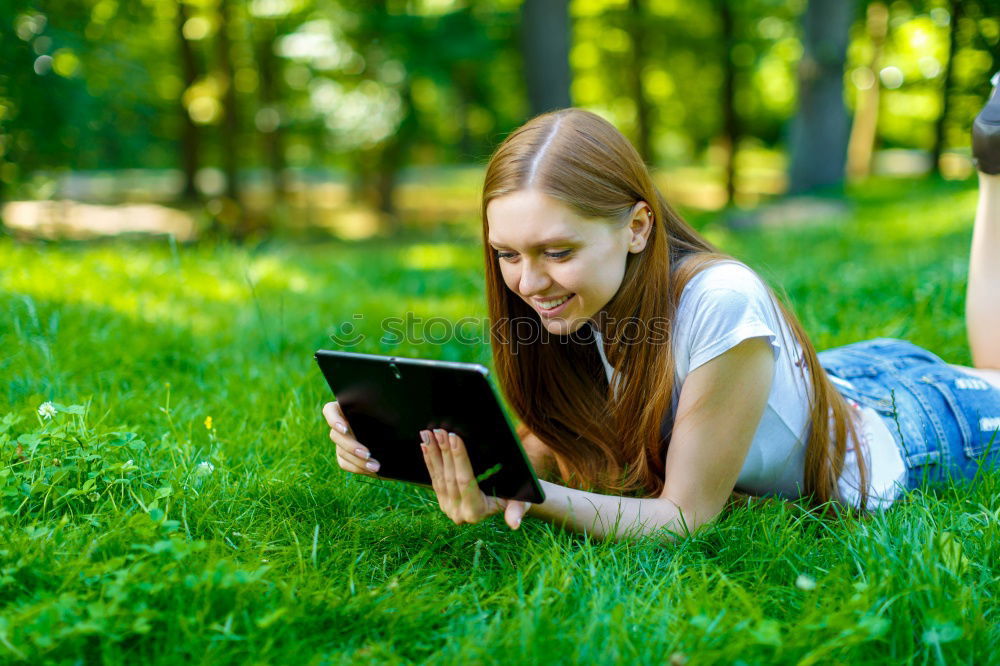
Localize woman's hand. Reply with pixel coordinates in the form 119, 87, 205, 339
420, 428, 530, 530
323, 401, 381, 476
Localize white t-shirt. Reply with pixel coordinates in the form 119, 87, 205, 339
591, 261, 906, 509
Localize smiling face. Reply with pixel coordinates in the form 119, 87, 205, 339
486, 189, 653, 335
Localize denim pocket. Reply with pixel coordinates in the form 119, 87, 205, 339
820, 361, 897, 415
822, 370, 937, 468
913, 367, 1000, 461
818, 340, 948, 472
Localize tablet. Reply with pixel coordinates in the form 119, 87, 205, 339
315, 349, 545, 504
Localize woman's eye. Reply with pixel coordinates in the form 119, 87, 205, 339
494, 249, 571, 261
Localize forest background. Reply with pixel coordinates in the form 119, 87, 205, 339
2, 0, 997, 239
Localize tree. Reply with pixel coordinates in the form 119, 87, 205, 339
717, 0, 738, 204
520, 0, 572, 116
930, 0, 961, 176
253, 17, 287, 203
214, 0, 243, 236
319, 1, 518, 234
626, 0, 653, 163
176, 0, 201, 202
333, 0, 427, 231
845, 1, 888, 182
787, 0, 854, 194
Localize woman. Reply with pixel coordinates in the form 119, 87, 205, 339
324, 82, 1000, 542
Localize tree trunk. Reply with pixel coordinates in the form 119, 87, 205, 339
627, 0, 653, 163
453, 64, 475, 161
215, 0, 242, 235
256, 20, 286, 204
931, 0, 961, 176
376, 151, 400, 221
846, 1, 888, 181
718, 0, 738, 204
787, 0, 854, 195
520, 0, 572, 116
372, 82, 418, 235
0, 178, 6, 235
176, 0, 200, 202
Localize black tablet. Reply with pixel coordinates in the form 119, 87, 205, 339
315, 349, 545, 504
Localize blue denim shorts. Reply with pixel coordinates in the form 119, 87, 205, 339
817, 338, 1000, 490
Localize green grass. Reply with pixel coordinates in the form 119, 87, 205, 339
1, 176, 998, 664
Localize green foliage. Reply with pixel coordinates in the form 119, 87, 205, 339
1, 177, 999, 663
2, 404, 145, 520
572, 0, 804, 158
1, 0, 996, 207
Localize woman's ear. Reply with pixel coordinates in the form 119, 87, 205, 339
627, 202, 654, 253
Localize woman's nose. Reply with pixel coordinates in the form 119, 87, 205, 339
518, 260, 551, 296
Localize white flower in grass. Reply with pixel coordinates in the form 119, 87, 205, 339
121, 459, 137, 472
196, 461, 215, 475
38, 401, 56, 420
795, 574, 817, 591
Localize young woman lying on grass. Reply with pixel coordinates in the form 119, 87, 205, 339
324, 79, 1000, 542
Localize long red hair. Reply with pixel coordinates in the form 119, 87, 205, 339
481, 109, 868, 509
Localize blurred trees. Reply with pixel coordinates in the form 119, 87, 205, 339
787, 0, 854, 194
846, 0, 997, 175
175, 0, 200, 201
571, 0, 806, 194
846, 1, 889, 181
930, 0, 962, 174
336, 1, 521, 230
928, 0, 998, 174
253, 9, 288, 203
0, 0, 998, 236
716, 0, 738, 202
521, 0, 572, 115
626, 0, 653, 162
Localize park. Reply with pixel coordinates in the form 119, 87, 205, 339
1, 1, 999, 663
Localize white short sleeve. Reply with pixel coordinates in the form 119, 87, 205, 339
673, 261, 784, 380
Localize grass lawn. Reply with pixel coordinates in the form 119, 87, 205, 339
1, 176, 998, 664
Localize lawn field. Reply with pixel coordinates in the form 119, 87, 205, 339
1, 177, 998, 664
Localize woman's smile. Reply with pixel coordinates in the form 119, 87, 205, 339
534, 293, 576, 317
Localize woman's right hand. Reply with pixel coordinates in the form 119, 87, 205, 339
323, 401, 380, 476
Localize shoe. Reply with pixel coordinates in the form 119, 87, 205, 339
972, 72, 1000, 174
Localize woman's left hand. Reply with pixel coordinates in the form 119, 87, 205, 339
420, 428, 530, 530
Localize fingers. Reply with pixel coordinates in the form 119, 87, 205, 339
421, 429, 462, 521
433, 429, 458, 492
447, 431, 477, 493
329, 428, 380, 474
418, 429, 522, 530
504, 500, 531, 530
336, 449, 373, 476
420, 429, 441, 481
431, 429, 489, 523
441, 430, 476, 519
323, 401, 379, 475
448, 432, 488, 519
323, 401, 351, 434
